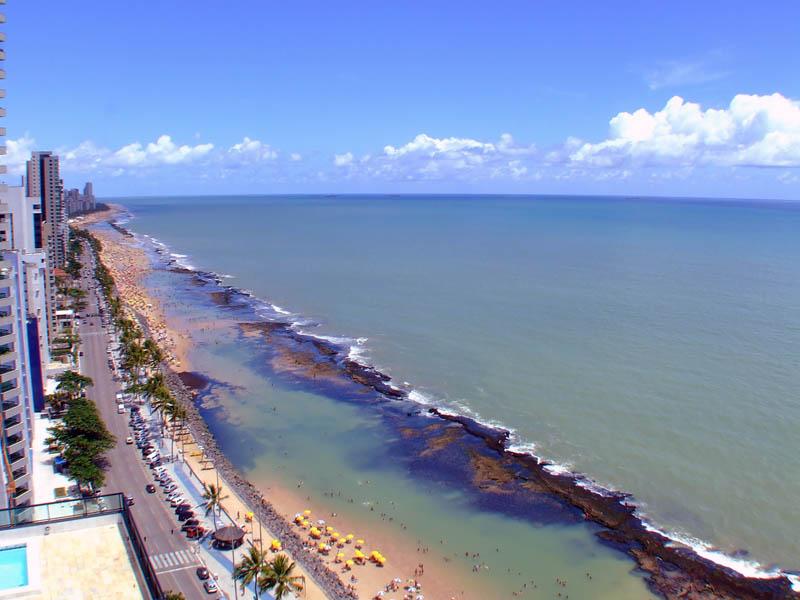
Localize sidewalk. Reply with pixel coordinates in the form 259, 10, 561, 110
155, 423, 316, 600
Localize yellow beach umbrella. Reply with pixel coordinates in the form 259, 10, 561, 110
318, 542, 327, 551
345, 560, 354, 569
270, 539, 282, 551
355, 539, 365, 548
335, 552, 345, 562
345, 534, 354, 541
326, 526, 334, 533
377, 556, 387, 566
303, 509, 312, 516
331, 532, 340, 540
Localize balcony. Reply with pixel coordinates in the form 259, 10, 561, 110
0, 313, 12, 326
1, 397, 20, 419
5, 434, 24, 455
8, 451, 25, 472
13, 471, 30, 489
13, 487, 31, 505
0, 293, 12, 308
0, 365, 18, 384
0, 330, 13, 346
3, 415, 22, 437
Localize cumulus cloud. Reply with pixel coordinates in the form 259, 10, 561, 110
225, 136, 278, 164
334, 152, 354, 166
109, 135, 214, 167
568, 93, 800, 168
5, 134, 37, 175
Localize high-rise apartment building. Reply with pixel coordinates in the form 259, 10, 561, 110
26, 151, 67, 268
25, 152, 65, 347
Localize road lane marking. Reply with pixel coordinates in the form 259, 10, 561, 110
150, 550, 198, 573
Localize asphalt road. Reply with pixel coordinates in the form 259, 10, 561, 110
76, 246, 213, 600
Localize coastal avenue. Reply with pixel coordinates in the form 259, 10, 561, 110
76, 243, 210, 599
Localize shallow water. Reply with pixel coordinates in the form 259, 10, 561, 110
117, 194, 800, 589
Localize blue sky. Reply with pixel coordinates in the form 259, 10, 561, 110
4, 1, 800, 198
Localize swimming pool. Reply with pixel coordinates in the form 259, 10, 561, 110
0, 545, 28, 589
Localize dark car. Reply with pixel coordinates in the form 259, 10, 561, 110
177, 510, 195, 522
196, 566, 210, 580
126, 496, 135, 506
145, 484, 156, 493
175, 503, 192, 513
149, 459, 162, 468
181, 519, 200, 531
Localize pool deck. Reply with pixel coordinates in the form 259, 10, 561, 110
0, 514, 144, 599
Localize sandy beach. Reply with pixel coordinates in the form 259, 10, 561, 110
79, 211, 481, 600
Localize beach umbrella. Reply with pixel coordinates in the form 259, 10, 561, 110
345, 560, 354, 570
326, 526, 334, 533
303, 509, 312, 516
331, 532, 340, 540
270, 539, 282, 551
345, 534, 354, 542
318, 542, 327, 551
335, 552, 345, 563
355, 539, 365, 548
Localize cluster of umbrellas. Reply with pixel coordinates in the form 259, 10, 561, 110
293, 508, 387, 569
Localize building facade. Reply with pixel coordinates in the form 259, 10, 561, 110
64, 181, 96, 215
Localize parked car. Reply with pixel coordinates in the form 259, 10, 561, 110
149, 459, 162, 468
204, 580, 219, 594
196, 566, 210, 580
145, 484, 156, 493
181, 519, 200, 531
126, 496, 135, 506
177, 510, 194, 521
125, 437, 134, 445
175, 502, 192, 513
170, 496, 186, 507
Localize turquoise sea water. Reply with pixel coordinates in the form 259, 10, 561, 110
116, 194, 800, 594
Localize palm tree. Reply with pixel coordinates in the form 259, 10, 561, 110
258, 554, 304, 599
234, 543, 269, 599
143, 338, 164, 373
202, 483, 229, 532
163, 592, 186, 600
165, 401, 187, 459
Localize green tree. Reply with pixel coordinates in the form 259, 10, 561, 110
47, 396, 115, 492
258, 554, 304, 599
234, 543, 269, 599
163, 592, 186, 600
201, 483, 229, 532
56, 370, 94, 402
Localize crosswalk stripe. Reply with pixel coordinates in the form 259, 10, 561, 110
150, 550, 200, 572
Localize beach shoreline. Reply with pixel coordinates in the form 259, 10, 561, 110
75, 204, 800, 600
78, 208, 476, 600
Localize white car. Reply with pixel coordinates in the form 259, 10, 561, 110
170, 496, 186, 506
125, 436, 133, 445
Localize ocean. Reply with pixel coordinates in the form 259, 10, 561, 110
110, 194, 800, 597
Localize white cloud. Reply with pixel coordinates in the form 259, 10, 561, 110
226, 137, 278, 163
290, 152, 302, 161
334, 152, 354, 167
645, 57, 728, 90
568, 93, 800, 168
108, 135, 214, 167
5, 134, 37, 175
